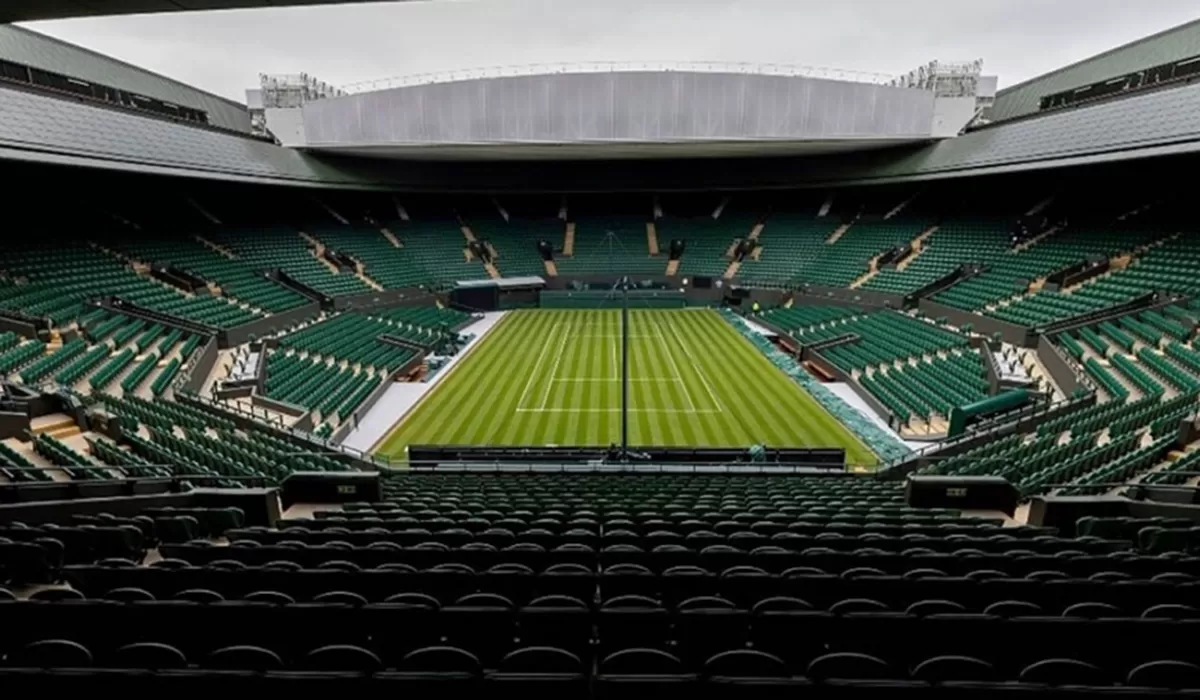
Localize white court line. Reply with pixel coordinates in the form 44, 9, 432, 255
516, 319, 559, 410
516, 407, 721, 414
539, 320, 572, 410
553, 377, 683, 382
661, 314, 726, 412
611, 337, 618, 378
650, 315, 699, 411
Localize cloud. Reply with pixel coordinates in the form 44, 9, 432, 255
21, 0, 1200, 103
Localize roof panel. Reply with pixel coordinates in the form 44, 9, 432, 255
0, 25, 250, 132
2, 0, 410, 22
991, 19, 1200, 122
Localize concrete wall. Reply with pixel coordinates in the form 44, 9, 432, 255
918, 299, 1036, 346
0, 312, 42, 338
1037, 334, 1085, 396
0, 411, 28, 440
222, 301, 320, 347
801, 284, 907, 309
181, 337, 219, 394
333, 288, 439, 312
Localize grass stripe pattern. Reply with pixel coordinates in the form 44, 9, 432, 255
375, 309, 877, 466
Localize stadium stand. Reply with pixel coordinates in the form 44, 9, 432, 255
7, 13, 1200, 694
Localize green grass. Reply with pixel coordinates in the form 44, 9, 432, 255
375, 309, 877, 466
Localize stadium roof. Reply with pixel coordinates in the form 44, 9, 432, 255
0, 26, 250, 132
1, 0, 404, 22
990, 17, 1200, 123
4, 73, 1199, 190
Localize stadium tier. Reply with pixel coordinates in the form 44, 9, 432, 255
5, 15, 1200, 694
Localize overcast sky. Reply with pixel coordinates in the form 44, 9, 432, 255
22, 0, 1200, 103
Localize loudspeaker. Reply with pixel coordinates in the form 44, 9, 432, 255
905, 475, 1019, 515
693, 276, 712, 289
670, 239, 686, 257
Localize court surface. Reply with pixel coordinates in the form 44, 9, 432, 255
374, 308, 876, 465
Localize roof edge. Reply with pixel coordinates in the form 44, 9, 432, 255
9, 24, 248, 113
996, 17, 1200, 97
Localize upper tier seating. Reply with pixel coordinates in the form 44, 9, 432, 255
797, 220, 928, 288
863, 218, 1012, 295
659, 214, 758, 278
0, 243, 261, 329
385, 220, 486, 287
556, 216, 664, 275
935, 227, 1165, 313
735, 215, 834, 283
204, 228, 371, 298
111, 236, 310, 313
473, 218, 562, 278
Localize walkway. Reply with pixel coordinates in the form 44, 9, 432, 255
339, 311, 509, 452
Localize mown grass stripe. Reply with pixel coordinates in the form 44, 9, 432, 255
376, 308, 877, 465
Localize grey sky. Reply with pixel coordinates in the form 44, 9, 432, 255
22, 0, 1200, 103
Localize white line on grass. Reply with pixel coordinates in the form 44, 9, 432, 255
553, 377, 683, 382
611, 337, 618, 378
662, 314, 725, 412
539, 321, 573, 410
517, 319, 559, 411
516, 407, 721, 414
650, 315, 699, 411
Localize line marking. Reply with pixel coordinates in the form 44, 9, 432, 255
539, 319, 572, 410
662, 313, 725, 412
651, 314, 698, 411
516, 407, 721, 414
553, 377, 681, 382
517, 319, 559, 411
611, 336, 618, 378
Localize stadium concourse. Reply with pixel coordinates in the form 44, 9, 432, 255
4, 14, 1200, 698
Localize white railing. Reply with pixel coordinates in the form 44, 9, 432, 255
341, 61, 900, 94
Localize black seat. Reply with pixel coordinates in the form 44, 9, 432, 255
807, 652, 894, 681
1127, 660, 1200, 689
911, 655, 995, 682
705, 649, 787, 677
29, 588, 84, 602
313, 591, 368, 606
174, 589, 224, 603
7, 639, 93, 668
490, 647, 585, 697
244, 590, 295, 605
1019, 658, 1106, 685
1062, 602, 1121, 619
102, 587, 155, 602
206, 645, 284, 671
905, 600, 965, 617
111, 642, 187, 669
305, 644, 382, 672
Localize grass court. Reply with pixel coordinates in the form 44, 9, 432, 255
375, 309, 876, 466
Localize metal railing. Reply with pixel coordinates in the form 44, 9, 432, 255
342, 61, 899, 93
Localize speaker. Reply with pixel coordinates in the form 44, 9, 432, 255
905, 475, 1019, 515
537, 239, 554, 260
693, 276, 712, 289
669, 239, 686, 257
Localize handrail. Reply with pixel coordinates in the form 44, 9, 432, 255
342, 61, 900, 93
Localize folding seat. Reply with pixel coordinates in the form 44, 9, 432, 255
420, 564, 477, 604
381, 645, 482, 693
982, 600, 1043, 618
595, 648, 698, 700
1142, 604, 1200, 619
718, 566, 779, 607
911, 655, 996, 682
829, 598, 889, 615
1127, 660, 1200, 689
1019, 658, 1107, 686
905, 600, 965, 617
535, 562, 594, 601
487, 646, 587, 698
517, 597, 592, 658
29, 587, 85, 601
304, 644, 382, 672
442, 594, 516, 666
704, 649, 803, 699
244, 591, 295, 605
1061, 602, 1121, 618
807, 652, 896, 681
598, 596, 671, 654
749, 600, 827, 669
601, 564, 659, 601
206, 645, 285, 671
110, 642, 188, 670
6, 639, 94, 667
674, 598, 749, 667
